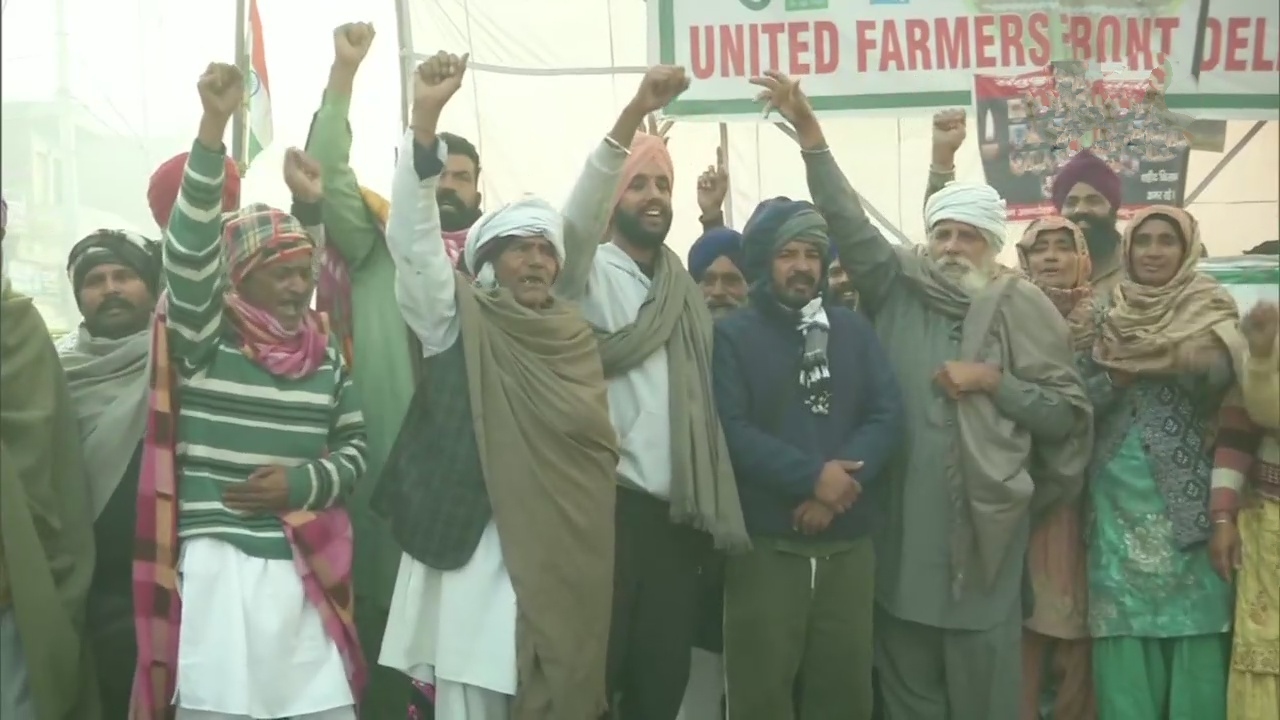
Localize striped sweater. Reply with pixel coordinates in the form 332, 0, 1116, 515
163, 140, 367, 560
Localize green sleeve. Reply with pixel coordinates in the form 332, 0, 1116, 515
306, 90, 381, 269
163, 140, 230, 375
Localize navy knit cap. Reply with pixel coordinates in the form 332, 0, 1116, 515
740, 197, 829, 285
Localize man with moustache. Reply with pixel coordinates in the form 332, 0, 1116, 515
688, 228, 747, 318
555, 65, 750, 720
754, 71, 1093, 720
928, 108, 1125, 296
713, 196, 904, 719
827, 258, 858, 311
1050, 150, 1124, 295
55, 230, 162, 718
302, 24, 486, 717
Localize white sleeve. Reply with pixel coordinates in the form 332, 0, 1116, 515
385, 131, 461, 357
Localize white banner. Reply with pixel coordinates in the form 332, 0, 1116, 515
649, 0, 1279, 120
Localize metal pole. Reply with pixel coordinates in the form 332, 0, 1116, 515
395, 0, 415, 131
231, 0, 248, 168
1184, 120, 1266, 206
718, 122, 733, 227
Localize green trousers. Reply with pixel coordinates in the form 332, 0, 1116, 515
723, 537, 876, 720
1093, 635, 1229, 720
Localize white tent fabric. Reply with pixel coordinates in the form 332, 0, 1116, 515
402, 0, 1278, 265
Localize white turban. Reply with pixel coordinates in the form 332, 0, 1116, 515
464, 195, 565, 289
923, 181, 1008, 252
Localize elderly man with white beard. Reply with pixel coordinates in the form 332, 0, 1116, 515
750, 71, 1094, 720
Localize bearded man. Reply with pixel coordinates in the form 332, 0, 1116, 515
303, 26, 491, 717
688, 227, 747, 318
752, 71, 1093, 720
827, 257, 858, 311
554, 67, 750, 720
56, 229, 162, 718
1, 197, 101, 719
714, 197, 904, 720
1051, 150, 1124, 295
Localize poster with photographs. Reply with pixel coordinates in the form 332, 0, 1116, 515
973, 64, 1190, 221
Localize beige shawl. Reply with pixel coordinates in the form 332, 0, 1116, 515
1095, 205, 1243, 374
900, 252, 1094, 592
593, 246, 750, 552
455, 276, 619, 719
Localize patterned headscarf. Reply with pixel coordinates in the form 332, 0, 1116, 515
1016, 217, 1096, 349
219, 204, 329, 379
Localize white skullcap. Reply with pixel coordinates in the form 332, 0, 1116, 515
924, 182, 1008, 252
464, 195, 565, 289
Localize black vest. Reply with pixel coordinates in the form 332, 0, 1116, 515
372, 340, 490, 570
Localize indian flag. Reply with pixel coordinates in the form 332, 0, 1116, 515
245, 0, 272, 166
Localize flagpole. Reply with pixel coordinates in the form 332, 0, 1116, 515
231, 0, 248, 172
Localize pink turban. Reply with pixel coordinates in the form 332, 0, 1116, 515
148, 152, 242, 230
611, 133, 675, 211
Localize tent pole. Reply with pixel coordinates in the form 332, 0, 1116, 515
771, 122, 915, 246
1184, 121, 1267, 206
394, 0, 414, 132
231, 0, 247, 170
719, 122, 733, 227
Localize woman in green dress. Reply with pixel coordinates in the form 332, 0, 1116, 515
1081, 205, 1242, 719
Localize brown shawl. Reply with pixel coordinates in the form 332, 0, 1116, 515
899, 251, 1094, 591
593, 246, 750, 552
0, 281, 101, 720
1016, 217, 1097, 351
1094, 205, 1243, 374
455, 275, 619, 719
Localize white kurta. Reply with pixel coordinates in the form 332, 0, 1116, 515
175, 537, 354, 718
380, 523, 518, 695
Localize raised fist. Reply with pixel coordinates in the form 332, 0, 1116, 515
631, 65, 689, 115
334, 22, 375, 68
749, 70, 811, 126
282, 148, 323, 204
932, 108, 967, 154
197, 62, 244, 122
413, 51, 468, 116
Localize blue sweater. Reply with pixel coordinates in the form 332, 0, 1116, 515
713, 301, 904, 542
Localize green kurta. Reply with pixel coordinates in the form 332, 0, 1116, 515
1088, 429, 1232, 638
0, 283, 100, 720
307, 90, 415, 610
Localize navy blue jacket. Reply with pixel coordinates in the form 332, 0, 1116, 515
713, 301, 905, 542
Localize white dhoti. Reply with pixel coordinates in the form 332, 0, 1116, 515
678, 648, 726, 720
175, 537, 354, 719
381, 522, 517, 720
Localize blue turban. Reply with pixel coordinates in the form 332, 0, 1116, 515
740, 197, 830, 285
686, 227, 744, 282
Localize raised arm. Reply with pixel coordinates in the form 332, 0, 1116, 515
284, 359, 368, 510
750, 72, 903, 316
305, 23, 382, 268
1241, 302, 1280, 427
383, 56, 475, 357
164, 64, 242, 376
556, 66, 691, 300
924, 108, 964, 209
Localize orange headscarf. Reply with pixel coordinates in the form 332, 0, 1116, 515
606, 133, 675, 242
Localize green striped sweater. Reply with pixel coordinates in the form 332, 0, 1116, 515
163, 140, 367, 560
